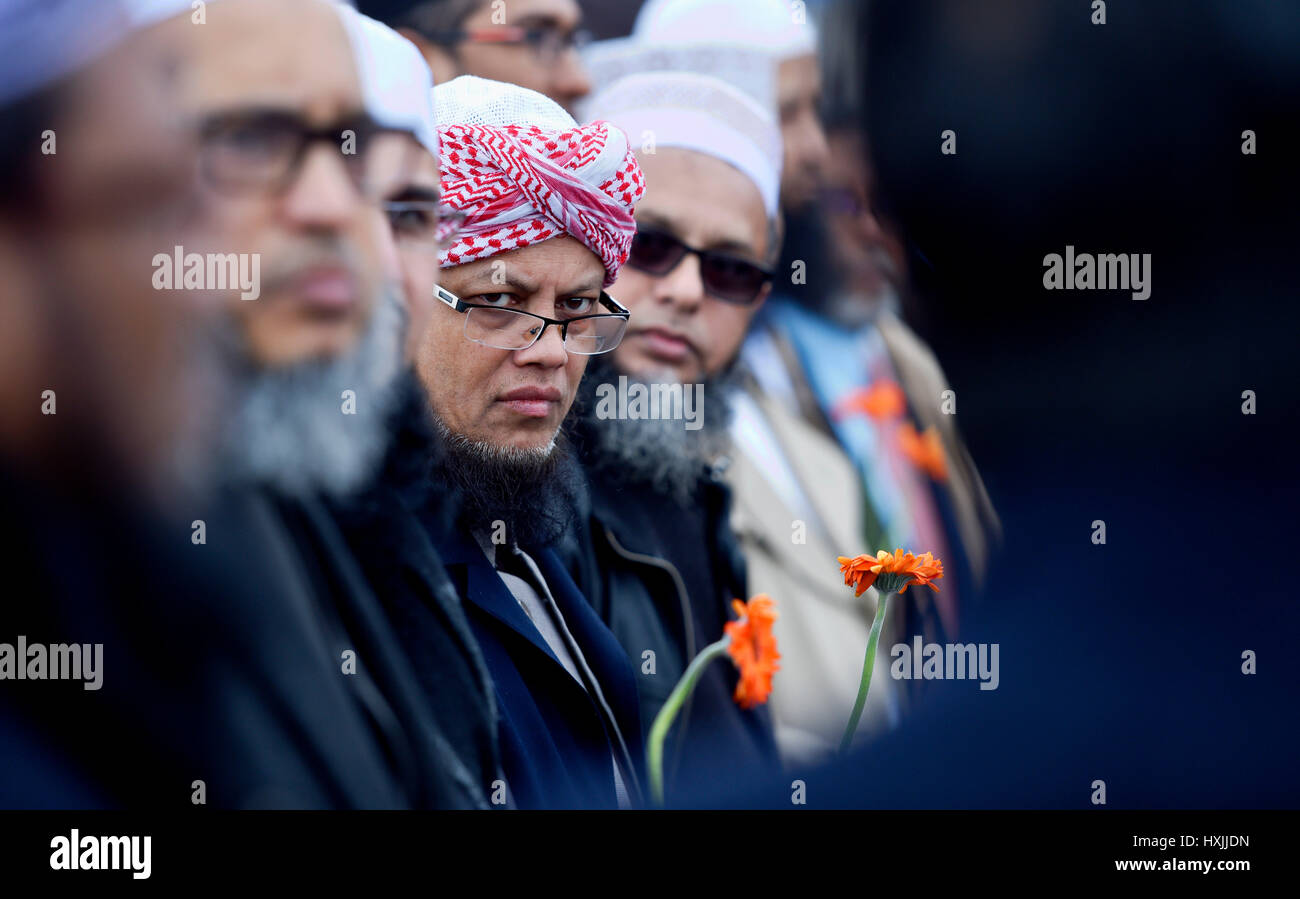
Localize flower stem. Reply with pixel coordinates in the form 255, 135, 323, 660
839, 591, 892, 755
646, 635, 732, 807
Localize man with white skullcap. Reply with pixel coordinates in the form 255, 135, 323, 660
325, 5, 508, 810
559, 70, 784, 803
409, 74, 647, 809
582, 65, 909, 770
633, 0, 830, 212
198, 1, 510, 809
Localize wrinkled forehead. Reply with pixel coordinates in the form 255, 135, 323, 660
171, 0, 362, 119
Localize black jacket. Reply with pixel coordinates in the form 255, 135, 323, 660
293, 371, 502, 808
557, 452, 781, 805
0, 470, 413, 809
435, 526, 646, 809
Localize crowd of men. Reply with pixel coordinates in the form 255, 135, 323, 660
0, 0, 997, 809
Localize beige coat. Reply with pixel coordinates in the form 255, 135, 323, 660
726, 386, 906, 769
876, 309, 1001, 586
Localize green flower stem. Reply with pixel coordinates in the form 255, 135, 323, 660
839, 591, 892, 755
646, 635, 732, 807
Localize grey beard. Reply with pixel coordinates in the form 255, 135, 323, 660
572, 357, 739, 505
217, 285, 406, 500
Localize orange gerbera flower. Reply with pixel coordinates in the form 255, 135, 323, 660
837, 549, 944, 597
723, 595, 781, 709
834, 380, 906, 422
897, 422, 948, 482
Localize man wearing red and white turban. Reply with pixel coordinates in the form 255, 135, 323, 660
410, 75, 648, 809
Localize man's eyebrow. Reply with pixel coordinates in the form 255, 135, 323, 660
560, 274, 604, 296
638, 209, 762, 262
388, 184, 441, 203
515, 14, 571, 32
462, 270, 538, 294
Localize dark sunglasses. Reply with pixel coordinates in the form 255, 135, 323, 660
626, 226, 773, 305
420, 26, 592, 61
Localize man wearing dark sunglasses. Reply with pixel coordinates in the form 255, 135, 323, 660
560, 71, 785, 804
358, 0, 593, 113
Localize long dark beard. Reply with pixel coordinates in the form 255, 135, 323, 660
568, 355, 738, 505
431, 421, 587, 551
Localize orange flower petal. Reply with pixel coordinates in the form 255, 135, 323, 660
897, 423, 949, 482
836, 548, 945, 596
724, 594, 781, 709
835, 381, 906, 422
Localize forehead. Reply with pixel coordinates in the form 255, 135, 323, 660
408, 145, 440, 187
778, 54, 821, 102
634, 148, 766, 252
445, 235, 604, 288
174, 0, 361, 117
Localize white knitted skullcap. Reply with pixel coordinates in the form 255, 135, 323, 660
0, 0, 211, 106
334, 4, 437, 156
581, 36, 777, 114
633, 0, 818, 62
584, 70, 782, 218
434, 73, 579, 132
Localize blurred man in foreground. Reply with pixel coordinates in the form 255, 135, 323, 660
196, 1, 500, 808
0, 0, 420, 808
323, 5, 503, 808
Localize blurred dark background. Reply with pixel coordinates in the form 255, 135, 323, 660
583, 0, 1300, 806
842, 0, 1300, 807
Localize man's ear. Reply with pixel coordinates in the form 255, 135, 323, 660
400, 28, 461, 84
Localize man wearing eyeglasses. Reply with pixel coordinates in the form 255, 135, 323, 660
319, 5, 507, 809
358, 0, 593, 113
407, 75, 646, 809
560, 71, 784, 805
185, 0, 499, 808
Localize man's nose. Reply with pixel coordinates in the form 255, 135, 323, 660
798, 116, 831, 186
280, 144, 361, 229
553, 49, 591, 108
655, 251, 706, 314
512, 318, 569, 368
858, 203, 886, 244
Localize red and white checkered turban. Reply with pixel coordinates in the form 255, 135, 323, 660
435, 76, 645, 287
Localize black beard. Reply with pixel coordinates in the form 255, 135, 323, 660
431, 422, 586, 551
569, 355, 739, 505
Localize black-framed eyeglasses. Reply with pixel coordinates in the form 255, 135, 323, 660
435, 285, 629, 355
422, 25, 592, 62
627, 226, 773, 305
384, 200, 467, 251
198, 109, 420, 199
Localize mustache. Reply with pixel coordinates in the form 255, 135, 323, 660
256, 238, 364, 297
